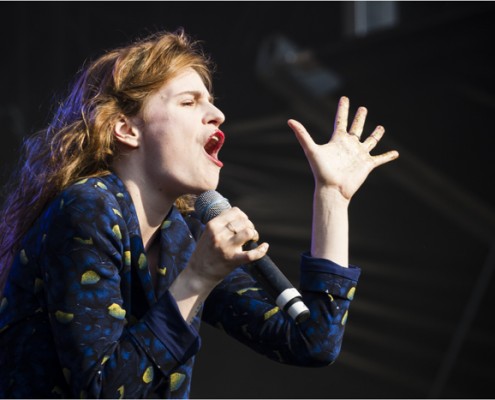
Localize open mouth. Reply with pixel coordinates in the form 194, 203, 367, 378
204, 130, 225, 167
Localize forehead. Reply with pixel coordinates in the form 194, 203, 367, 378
160, 68, 210, 97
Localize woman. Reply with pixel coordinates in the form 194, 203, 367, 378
0, 29, 398, 398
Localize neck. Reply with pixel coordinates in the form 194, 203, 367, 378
129, 180, 175, 249
113, 167, 176, 249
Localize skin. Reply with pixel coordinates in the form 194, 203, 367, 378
112, 69, 399, 323
288, 97, 399, 266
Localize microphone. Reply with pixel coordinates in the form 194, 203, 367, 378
194, 190, 310, 324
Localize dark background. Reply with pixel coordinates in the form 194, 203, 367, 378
2, 2, 495, 398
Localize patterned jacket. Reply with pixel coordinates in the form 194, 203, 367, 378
0, 173, 360, 398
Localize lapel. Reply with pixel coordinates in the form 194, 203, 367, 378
155, 207, 196, 298
98, 174, 196, 311
130, 206, 197, 304
100, 174, 156, 309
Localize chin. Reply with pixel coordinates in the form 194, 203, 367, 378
189, 180, 220, 196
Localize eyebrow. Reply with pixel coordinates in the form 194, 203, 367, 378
175, 90, 214, 104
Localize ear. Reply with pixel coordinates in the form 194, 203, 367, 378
113, 115, 140, 149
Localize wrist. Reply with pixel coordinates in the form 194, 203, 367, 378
169, 266, 217, 324
171, 265, 217, 300
315, 185, 351, 208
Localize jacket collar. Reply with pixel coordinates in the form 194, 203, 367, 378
98, 173, 196, 307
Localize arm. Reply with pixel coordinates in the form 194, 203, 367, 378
311, 186, 350, 266
203, 97, 397, 366
288, 96, 399, 266
202, 256, 360, 367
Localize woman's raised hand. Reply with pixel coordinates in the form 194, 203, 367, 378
288, 96, 399, 201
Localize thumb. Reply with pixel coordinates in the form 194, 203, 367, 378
243, 242, 269, 263
288, 119, 315, 153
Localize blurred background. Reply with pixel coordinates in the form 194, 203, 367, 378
1, 1, 494, 398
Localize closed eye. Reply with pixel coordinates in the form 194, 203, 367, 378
176, 90, 214, 107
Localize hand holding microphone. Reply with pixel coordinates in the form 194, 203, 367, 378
195, 191, 310, 324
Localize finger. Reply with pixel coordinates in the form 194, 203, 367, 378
243, 242, 269, 263
363, 125, 385, 151
288, 119, 316, 152
251, 228, 260, 243
229, 224, 259, 246
225, 221, 238, 235
224, 212, 257, 237
372, 150, 400, 167
232, 227, 260, 246
334, 96, 350, 134
214, 206, 246, 224
209, 207, 247, 238
349, 106, 368, 139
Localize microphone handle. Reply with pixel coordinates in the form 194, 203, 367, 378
243, 241, 310, 323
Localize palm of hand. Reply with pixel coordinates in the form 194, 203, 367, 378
288, 96, 399, 201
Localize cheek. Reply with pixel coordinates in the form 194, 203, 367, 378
143, 113, 198, 160
145, 132, 189, 170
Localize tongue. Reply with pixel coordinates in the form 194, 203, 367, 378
204, 137, 223, 167
205, 137, 219, 156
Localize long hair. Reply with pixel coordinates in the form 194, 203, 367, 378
0, 29, 214, 293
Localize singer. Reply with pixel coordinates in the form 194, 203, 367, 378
0, 30, 398, 398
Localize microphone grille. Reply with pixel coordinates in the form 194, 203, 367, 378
194, 190, 232, 223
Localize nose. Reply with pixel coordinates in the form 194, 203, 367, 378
204, 103, 225, 127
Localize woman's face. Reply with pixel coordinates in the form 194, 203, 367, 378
137, 68, 226, 198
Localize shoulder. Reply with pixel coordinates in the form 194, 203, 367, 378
41, 175, 128, 235
60, 175, 124, 212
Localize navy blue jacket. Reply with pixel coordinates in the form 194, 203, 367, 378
0, 173, 360, 398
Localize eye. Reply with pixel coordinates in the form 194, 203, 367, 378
181, 99, 195, 106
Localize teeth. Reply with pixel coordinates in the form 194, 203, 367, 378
205, 133, 223, 157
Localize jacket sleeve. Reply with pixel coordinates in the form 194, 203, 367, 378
40, 187, 199, 398
202, 252, 360, 367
